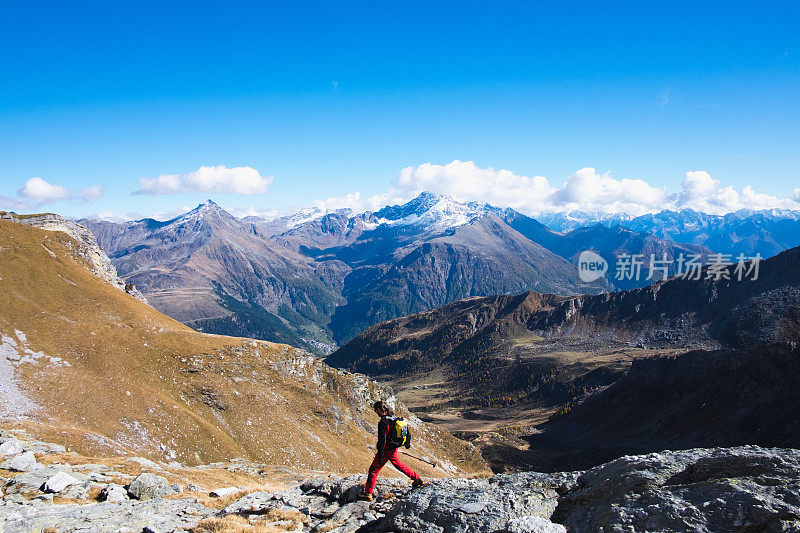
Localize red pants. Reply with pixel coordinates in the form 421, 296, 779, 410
364, 447, 420, 495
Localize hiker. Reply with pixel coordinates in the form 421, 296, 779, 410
360, 400, 423, 501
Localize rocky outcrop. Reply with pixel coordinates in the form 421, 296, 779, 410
2, 429, 799, 533
380, 446, 800, 533
2, 212, 148, 302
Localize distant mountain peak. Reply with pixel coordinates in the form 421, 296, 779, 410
374, 191, 501, 230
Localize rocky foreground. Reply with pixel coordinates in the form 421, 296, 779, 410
2, 430, 800, 532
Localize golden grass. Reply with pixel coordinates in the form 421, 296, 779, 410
192, 511, 308, 533
195, 490, 249, 509
0, 220, 488, 479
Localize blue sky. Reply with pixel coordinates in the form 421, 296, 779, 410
1, 1, 799, 219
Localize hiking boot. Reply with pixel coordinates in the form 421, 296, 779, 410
358, 492, 373, 502
412, 479, 424, 488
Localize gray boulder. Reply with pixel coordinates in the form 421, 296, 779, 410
0, 437, 24, 456
0, 451, 39, 472
554, 446, 800, 533
42, 471, 81, 493
100, 483, 130, 503
127, 472, 172, 501
4, 467, 87, 495
380, 473, 563, 533
0, 496, 214, 531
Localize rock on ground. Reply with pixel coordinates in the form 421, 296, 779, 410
0, 497, 213, 532
1, 443, 799, 533
127, 472, 173, 501
42, 471, 82, 493
553, 446, 800, 533
0, 451, 39, 472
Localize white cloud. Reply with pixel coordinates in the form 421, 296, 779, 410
80, 185, 103, 203
390, 161, 670, 216
671, 171, 800, 214
135, 165, 273, 195
0, 194, 29, 211
229, 206, 284, 219
18, 177, 73, 203
551, 167, 668, 214
396, 160, 555, 212
325, 160, 800, 217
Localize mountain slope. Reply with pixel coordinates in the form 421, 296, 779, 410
502, 210, 713, 290
0, 218, 487, 475
82, 201, 345, 353
326, 246, 800, 439
328, 213, 606, 342
524, 343, 800, 471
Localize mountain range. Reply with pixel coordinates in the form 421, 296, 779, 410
540, 207, 800, 257
81, 192, 746, 351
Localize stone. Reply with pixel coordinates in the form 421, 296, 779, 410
100, 483, 130, 503
210, 486, 241, 498
0, 451, 39, 472
61, 480, 93, 500
554, 446, 800, 533
505, 516, 567, 533
0, 496, 215, 531
127, 472, 171, 501
3, 493, 27, 503
169, 483, 184, 494
42, 471, 81, 493
0, 437, 24, 456
186, 483, 202, 492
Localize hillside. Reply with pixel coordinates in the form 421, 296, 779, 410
0, 217, 487, 476
522, 343, 800, 472
327, 246, 800, 441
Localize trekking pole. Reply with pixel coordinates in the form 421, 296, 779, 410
399, 451, 438, 468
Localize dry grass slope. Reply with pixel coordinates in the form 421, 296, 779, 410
0, 220, 487, 477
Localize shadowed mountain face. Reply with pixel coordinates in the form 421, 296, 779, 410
523, 343, 800, 472
326, 246, 800, 457
328, 245, 800, 377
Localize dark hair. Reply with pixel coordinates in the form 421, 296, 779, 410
373, 400, 394, 416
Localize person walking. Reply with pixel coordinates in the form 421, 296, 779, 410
360, 400, 423, 501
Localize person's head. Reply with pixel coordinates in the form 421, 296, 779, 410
373, 400, 394, 417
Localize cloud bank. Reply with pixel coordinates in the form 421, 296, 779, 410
1, 177, 104, 211
136, 165, 273, 195
311, 161, 798, 217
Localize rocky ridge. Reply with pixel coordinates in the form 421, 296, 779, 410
2, 429, 799, 532
0, 211, 147, 302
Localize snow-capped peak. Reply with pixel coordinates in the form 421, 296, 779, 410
374, 192, 500, 230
